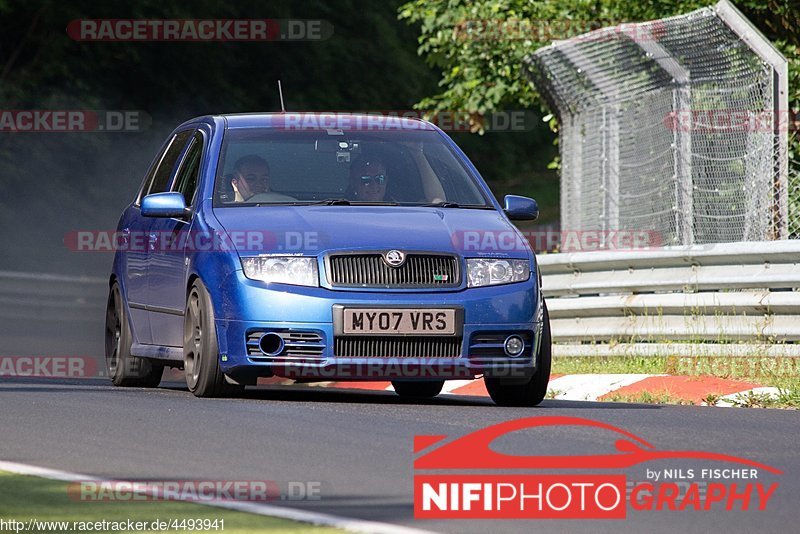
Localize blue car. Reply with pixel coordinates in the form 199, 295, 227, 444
106, 113, 550, 406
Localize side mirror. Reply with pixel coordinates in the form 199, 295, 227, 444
503, 195, 539, 221
141, 192, 189, 218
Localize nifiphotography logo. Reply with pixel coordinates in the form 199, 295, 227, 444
413, 416, 782, 519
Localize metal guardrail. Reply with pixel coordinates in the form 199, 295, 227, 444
539, 241, 800, 356
2, 247, 799, 358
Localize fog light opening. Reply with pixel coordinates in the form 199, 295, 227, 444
259, 333, 285, 356
504, 335, 525, 357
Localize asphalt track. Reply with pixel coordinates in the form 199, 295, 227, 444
1, 376, 798, 533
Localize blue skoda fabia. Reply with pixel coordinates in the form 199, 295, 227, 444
106, 113, 551, 406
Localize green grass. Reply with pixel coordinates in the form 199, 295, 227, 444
553, 355, 799, 385
726, 388, 800, 409
604, 390, 697, 405
598, 388, 800, 409
553, 355, 669, 376
0, 472, 342, 533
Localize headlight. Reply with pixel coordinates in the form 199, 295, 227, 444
467, 258, 530, 287
241, 256, 319, 286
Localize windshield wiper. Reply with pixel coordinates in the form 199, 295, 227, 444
250, 198, 352, 206
306, 199, 404, 206
309, 198, 351, 205
422, 201, 460, 208
417, 201, 493, 209
254, 198, 403, 207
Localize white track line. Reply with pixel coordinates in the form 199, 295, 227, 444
384, 380, 478, 396
0, 461, 437, 534
547, 374, 660, 401
714, 387, 782, 407
440, 380, 476, 394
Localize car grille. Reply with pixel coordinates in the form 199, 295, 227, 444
334, 336, 462, 358
246, 330, 326, 362
327, 253, 460, 288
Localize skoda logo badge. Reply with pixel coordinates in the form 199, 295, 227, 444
384, 250, 406, 267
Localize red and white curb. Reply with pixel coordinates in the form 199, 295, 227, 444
251, 374, 769, 405
546, 374, 659, 401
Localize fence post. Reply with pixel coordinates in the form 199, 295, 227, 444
714, 0, 789, 240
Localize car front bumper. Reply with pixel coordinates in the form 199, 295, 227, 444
214, 270, 543, 382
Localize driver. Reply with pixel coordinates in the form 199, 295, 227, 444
348, 156, 390, 202
230, 155, 271, 202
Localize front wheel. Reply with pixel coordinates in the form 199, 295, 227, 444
183, 281, 243, 398
485, 300, 552, 407
105, 282, 163, 388
391, 380, 444, 399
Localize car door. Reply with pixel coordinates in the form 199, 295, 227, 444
124, 129, 192, 344
147, 129, 206, 347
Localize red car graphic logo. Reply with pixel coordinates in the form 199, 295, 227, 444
414, 416, 782, 474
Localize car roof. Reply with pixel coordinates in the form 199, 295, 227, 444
178, 112, 437, 131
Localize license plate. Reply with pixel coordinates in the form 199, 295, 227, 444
342, 308, 456, 335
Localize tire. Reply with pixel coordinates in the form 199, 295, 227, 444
392, 380, 444, 399
485, 300, 552, 407
105, 282, 163, 388
183, 281, 243, 397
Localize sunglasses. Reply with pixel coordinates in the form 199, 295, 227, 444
360, 174, 386, 186
240, 174, 269, 184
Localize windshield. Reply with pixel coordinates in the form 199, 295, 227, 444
213, 128, 491, 208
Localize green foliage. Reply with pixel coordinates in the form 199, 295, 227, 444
400, 0, 800, 232
399, 0, 715, 117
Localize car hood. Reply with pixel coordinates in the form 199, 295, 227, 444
212, 205, 531, 258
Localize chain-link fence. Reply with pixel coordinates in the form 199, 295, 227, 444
525, 0, 795, 246
791, 158, 800, 238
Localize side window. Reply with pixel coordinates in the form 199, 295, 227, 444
144, 129, 193, 198
137, 140, 171, 204
173, 132, 204, 206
